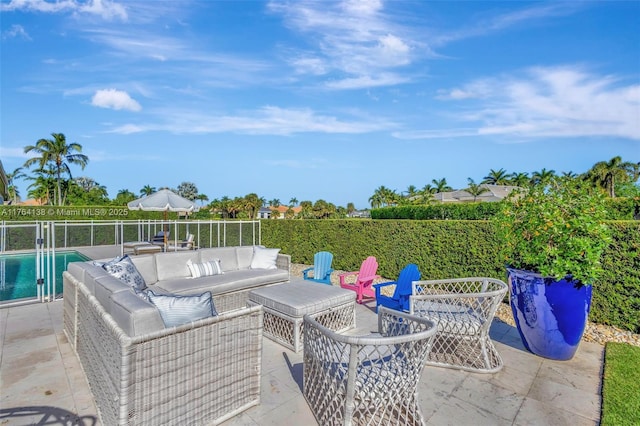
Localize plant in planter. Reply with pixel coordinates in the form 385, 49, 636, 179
494, 177, 612, 360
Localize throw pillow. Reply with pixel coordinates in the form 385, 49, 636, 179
102, 254, 147, 292
187, 258, 223, 278
250, 246, 280, 270
147, 290, 217, 328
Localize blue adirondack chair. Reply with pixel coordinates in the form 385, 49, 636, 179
302, 251, 334, 285
373, 263, 421, 312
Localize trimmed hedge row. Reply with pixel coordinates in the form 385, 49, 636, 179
371, 197, 640, 220
262, 219, 640, 333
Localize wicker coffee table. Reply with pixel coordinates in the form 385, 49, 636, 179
248, 279, 356, 352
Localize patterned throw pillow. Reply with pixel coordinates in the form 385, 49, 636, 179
187, 259, 223, 278
147, 290, 217, 328
102, 255, 147, 292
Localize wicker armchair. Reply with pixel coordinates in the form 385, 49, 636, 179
409, 277, 508, 373
303, 306, 437, 426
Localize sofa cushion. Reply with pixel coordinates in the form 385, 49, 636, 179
200, 247, 238, 272
147, 290, 217, 328
110, 290, 165, 337
187, 259, 223, 278
155, 269, 289, 297
94, 275, 131, 313
102, 255, 147, 292
130, 254, 158, 285
250, 246, 280, 270
68, 262, 109, 295
155, 251, 200, 281
236, 246, 255, 270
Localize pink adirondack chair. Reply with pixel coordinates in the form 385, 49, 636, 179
339, 256, 380, 304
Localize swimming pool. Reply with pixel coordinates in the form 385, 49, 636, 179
0, 251, 90, 302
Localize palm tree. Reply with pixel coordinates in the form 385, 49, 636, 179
585, 156, 639, 198
23, 133, 89, 206
431, 178, 452, 193
268, 199, 281, 208
6, 167, 26, 203
26, 166, 56, 205
289, 197, 298, 207
509, 172, 530, 188
346, 202, 355, 215
465, 178, 490, 201
176, 182, 198, 201
195, 193, 209, 206
243, 193, 263, 219
140, 185, 156, 196
530, 168, 556, 186
299, 200, 314, 218
482, 168, 510, 185
404, 185, 418, 198
113, 189, 136, 205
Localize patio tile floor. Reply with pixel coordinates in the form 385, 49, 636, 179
1, 299, 603, 426
0, 246, 604, 425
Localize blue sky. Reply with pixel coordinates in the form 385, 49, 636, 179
1, 0, 639, 209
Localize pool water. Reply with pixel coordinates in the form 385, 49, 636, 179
0, 251, 90, 301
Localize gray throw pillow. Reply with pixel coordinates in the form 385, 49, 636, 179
147, 290, 217, 328
102, 254, 147, 292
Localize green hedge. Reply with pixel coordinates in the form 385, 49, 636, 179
371, 198, 640, 220
262, 219, 640, 333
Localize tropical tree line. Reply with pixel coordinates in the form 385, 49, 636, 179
368, 158, 640, 208
6, 133, 638, 217
5, 133, 360, 219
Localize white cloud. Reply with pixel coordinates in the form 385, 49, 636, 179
0, 146, 30, 159
91, 89, 141, 111
2, 24, 31, 40
433, 3, 583, 46
77, 0, 127, 21
269, 0, 416, 89
107, 106, 394, 136
1, 0, 127, 21
400, 66, 640, 141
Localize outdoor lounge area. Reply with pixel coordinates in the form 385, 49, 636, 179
0, 246, 605, 425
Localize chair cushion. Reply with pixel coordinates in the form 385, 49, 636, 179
250, 246, 280, 270
187, 258, 223, 278
102, 255, 147, 292
147, 290, 218, 328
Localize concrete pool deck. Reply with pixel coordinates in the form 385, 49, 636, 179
0, 246, 604, 425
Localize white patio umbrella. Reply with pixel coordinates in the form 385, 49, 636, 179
127, 189, 200, 247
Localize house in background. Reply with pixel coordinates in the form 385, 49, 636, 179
433, 185, 520, 203
258, 205, 302, 219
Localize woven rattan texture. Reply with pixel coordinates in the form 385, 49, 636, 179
62, 274, 78, 350
71, 274, 263, 425
303, 307, 437, 426
252, 300, 356, 352
410, 277, 508, 373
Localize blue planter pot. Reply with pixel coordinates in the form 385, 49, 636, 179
507, 267, 592, 361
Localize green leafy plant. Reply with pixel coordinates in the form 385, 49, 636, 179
495, 178, 612, 285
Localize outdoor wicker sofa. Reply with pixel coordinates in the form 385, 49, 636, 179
62, 245, 290, 425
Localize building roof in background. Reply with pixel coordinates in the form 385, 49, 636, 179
434, 185, 521, 203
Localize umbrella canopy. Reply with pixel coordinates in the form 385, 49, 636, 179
128, 189, 199, 246
127, 189, 200, 213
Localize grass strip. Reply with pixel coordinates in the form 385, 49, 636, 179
601, 342, 640, 425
